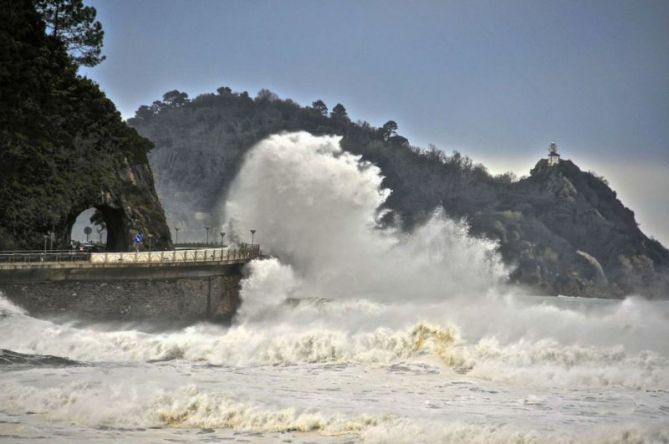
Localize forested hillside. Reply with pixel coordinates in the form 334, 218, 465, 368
129, 88, 669, 298
0, 0, 170, 251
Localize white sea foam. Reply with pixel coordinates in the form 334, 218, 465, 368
1, 293, 667, 390
2, 378, 666, 443
0, 382, 377, 433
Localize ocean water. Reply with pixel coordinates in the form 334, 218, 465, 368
1, 294, 668, 443
1, 132, 668, 443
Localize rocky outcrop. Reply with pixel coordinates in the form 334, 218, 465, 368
57, 160, 172, 252
506, 159, 669, 297
0, 1, 171, 251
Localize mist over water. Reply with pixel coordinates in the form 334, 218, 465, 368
1, 132, 668, 442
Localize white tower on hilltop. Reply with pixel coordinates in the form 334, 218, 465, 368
548, 142, 560, 166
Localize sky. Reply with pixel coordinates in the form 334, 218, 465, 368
81, 0, 669, 245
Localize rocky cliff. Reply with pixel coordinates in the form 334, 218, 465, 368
129, 88, 668, 298
0, 1, 171, 251
503, 159, 669, 297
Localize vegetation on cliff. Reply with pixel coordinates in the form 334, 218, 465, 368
0, 0, 171, 250
130, 88, 669, 298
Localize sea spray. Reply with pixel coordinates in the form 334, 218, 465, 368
224, 131, 509, 309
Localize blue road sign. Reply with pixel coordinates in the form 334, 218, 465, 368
134, 233, 143, 244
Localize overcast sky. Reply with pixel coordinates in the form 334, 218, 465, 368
81, 0, 669, 245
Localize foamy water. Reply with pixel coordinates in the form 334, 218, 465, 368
1, 133, 668, 443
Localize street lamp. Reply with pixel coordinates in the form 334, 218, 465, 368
250, 229, 256, 245
205, 226, 210, 245
175, 227, 180, 245
220, 232, 226, 246
148, 233, 153, 251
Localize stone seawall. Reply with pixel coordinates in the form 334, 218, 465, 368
0, 262, 246, 324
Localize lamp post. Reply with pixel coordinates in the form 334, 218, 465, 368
220, 232, 226, 246
148, 234, 153, 251
43, 234, 48, 258
205, 226, 210, 245
250, 229, 256, 245
175, 227, 180, 245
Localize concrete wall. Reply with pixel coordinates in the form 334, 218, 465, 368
0, 262, 245, 324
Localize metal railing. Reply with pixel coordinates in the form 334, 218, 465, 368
90, 245, 260, 265
0, 250, 91, 263
0, 245, 261, 268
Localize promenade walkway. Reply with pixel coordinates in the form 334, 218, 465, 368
0, 245, 261, 270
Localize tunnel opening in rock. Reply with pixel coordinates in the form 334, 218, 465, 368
69, 206, 128, 251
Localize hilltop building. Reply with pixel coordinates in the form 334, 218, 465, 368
548, 143, 560, 166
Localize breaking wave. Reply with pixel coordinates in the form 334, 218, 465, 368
1, 292, 667, 390
223, 132, 509, 305
0, 349, 80, 367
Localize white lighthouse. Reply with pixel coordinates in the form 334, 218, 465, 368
548, 142, 560, 166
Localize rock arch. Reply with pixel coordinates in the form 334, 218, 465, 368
58, 163, 173, 252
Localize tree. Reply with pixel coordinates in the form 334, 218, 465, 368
162, 90, 189, 108
150, 100, 165, 114
217, 86, 232, 96
312, 100, 328, 116
90, 209, 106, 229
255, 88, 279, 102
379, 120, 398, 141
331, 103, 349, 121
388, 135, 409, 147
134, 105, 154, 121
35, 0, 105, 67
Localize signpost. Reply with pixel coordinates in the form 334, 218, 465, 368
134, 233, 143, 251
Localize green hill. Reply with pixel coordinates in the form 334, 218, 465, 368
130, 88, 668, 298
